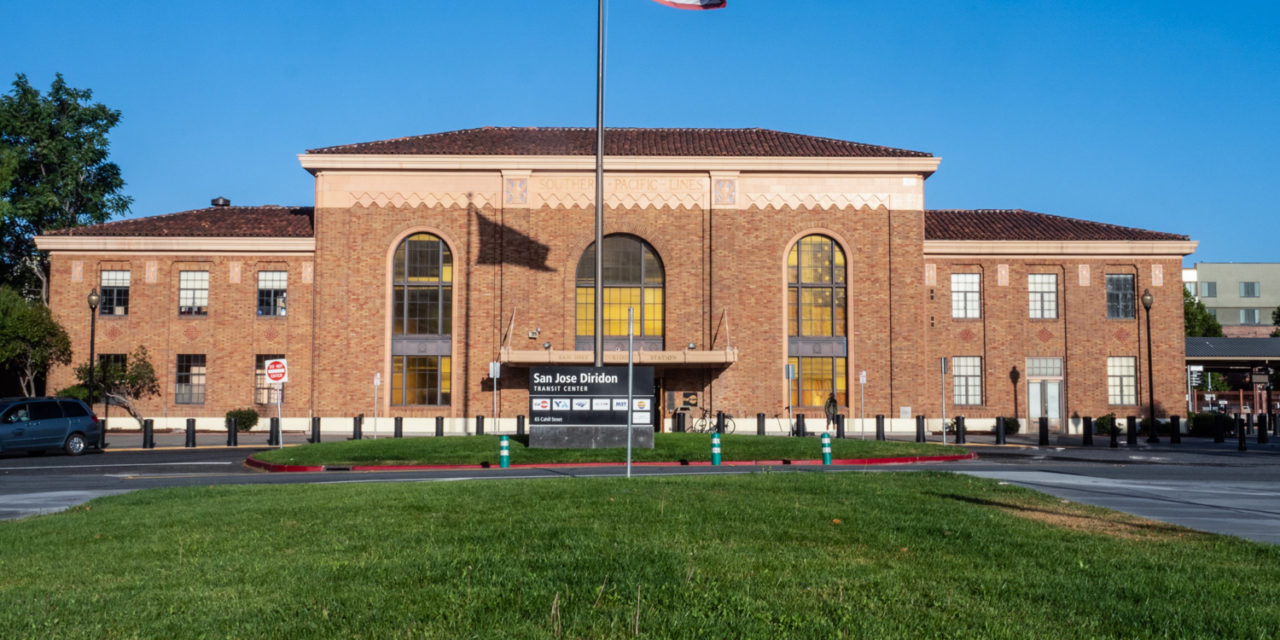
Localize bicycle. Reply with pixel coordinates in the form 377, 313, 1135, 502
690, 407, 736, 434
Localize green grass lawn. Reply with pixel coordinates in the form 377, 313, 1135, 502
252, 432, 959, 467
2, 472, 1278, 638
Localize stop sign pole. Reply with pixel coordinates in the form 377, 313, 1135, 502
264, 359, 288, 446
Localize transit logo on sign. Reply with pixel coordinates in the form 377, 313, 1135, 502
265, 359, 288, 383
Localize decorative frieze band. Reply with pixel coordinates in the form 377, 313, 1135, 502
742, 192, 890, 211
349, 191, 498, 209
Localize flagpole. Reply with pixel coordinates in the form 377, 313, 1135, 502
594, 0, 605, 368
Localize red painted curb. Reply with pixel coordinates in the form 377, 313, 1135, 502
247, 452, 975, 473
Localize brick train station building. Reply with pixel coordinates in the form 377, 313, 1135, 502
37, 127, 1197, 433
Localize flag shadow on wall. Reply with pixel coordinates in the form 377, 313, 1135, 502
473, 208, 554, 272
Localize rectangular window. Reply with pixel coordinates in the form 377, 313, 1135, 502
788, 356, 847, 407
1107, 356, 1137, 405
175, 354, 207, 404
178, 271, 209, 316
1200, 281, 1216, 298
1105, 274, 1135, 319
1028, 273, 1058, 319
257, 271, 287, 316
254, 354, 285, 404
952, 356, 982, 405
1241, 309, 1260, 324
951, 273, 981, 319
391, 355, 451, 406
1026, 357, 1063, 378
99, 270, 130, 315
1240, 282, 1260, 298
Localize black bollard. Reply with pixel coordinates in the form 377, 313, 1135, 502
310, 416, 321, 444
757, 413, 765, 436
1110, 420, 1119, 448
875, 414, 885, 441
955, 416, 966, 445
836, 414, 846, 439
226, 417, 238, 447
517, 415, 526, 436
1247, 413, 1255, 436
434, 416, 444, 437
1214, 415, 1225, 443
716, 411, 725, 435
1233, 413, 1241, 437
1126, 416, 1137, 447
996, 416, 1006, 445
1039, 416, 1049, 446
394, 416, 403, 438
1169, 415, 1181, 444
476, 415, 485, 436
143, 418, 155, 449
1239, 420, 1248, 452
1083, 417, 1094, 446
353, 415, 363, 440
269, 417, 281, 446
185, 418, 196, 448
796, 414, 807, 437
1259, 414, 1269, 444
915, 415, 926, 443
674, 411, 686, 433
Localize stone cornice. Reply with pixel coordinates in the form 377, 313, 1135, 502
33, 236, 316, 254
299, 153, 942, 176
923, 239, 1198, 258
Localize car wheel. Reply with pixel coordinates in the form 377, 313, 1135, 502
64, 432, 88, 456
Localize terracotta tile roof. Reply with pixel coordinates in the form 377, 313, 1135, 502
42, 206, 314, 238
307, 127, 933, 158
925, 209, 1189, 242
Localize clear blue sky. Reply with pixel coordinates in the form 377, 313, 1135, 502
5, 1, 1277, 265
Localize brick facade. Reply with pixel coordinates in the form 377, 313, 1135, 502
37, 128, 1196, 432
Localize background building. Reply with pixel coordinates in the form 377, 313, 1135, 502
36, 127, 1197, 433
1185, 263, 1280, 338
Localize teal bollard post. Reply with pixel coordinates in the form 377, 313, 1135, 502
500, 435, 510, 469
711, 432, 721, 466
821, 432, 832, 465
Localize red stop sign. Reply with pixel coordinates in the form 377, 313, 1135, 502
266, 360, 287, 382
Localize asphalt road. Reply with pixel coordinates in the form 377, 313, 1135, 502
3, 439, 1279, 545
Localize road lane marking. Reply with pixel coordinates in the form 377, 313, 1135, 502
1, 461, 236, 470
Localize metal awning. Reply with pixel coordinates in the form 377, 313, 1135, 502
500, 347, 737, 367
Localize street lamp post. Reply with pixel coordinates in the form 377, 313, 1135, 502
87, 288, 102, 448
1141, 288, 1158, 443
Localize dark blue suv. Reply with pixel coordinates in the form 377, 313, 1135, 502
0, 397, 102, 456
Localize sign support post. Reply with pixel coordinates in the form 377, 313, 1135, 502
940, 357, 948, 445
490, 361, 501, 435
859, 370, 867, 439
626, 308, 634, 478
373, 372, 381, 439
785, 363, 797, 436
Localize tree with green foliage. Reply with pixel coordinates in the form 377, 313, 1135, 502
1183, 287, 1223, 337
0, 285, 72, 396
0, 73, 132, 301
72, 345, 160, 427
1271, 305, 1280, 338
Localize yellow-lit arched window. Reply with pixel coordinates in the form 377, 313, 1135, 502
391, 233, 452, 406
787, 235, 847, 407
575, 235, 664, 349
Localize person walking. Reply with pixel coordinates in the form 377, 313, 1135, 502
823, 392, 838, 430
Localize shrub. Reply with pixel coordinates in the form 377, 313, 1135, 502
226, 408, 259, 432
1094, 413, 1117, 435
999, 417, 1021, 435
56, 385, 90, 402
1188, 412, 1233, 437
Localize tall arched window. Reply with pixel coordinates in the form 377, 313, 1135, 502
391, 233, 452, 405
787, 235, 847, 407
575, 235, 664, 351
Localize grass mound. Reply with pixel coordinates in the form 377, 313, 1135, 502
251, 432, 957, 467
2, 472, 1278, 638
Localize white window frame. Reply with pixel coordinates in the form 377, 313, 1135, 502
1240, 282, 1260, 298
951, 273, 981, 319
1241, 309, 1260, 325
1107, 356, 1137, 406
952, 356, 982, 406
1028, 273, 1058, 319
179, 270, 209, 316
257, 271, 288, 316
99, 270, 131, 316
